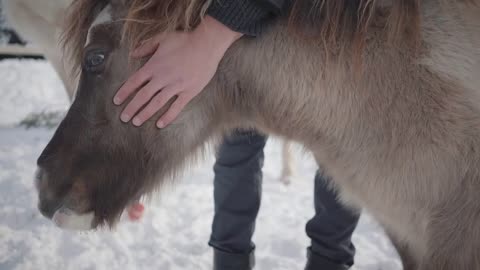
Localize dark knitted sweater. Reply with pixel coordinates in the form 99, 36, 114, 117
207, 0, 291, 36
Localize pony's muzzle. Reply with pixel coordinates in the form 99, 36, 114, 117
35, 168, 62, 219
52, 206, 94, 231
38, 196, 60, 219
35, 167, 94, 230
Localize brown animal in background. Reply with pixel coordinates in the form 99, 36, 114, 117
35, 0, 480, 269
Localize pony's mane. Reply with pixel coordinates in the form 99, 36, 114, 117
62, 0, 108, 75
63, 0, 479, 74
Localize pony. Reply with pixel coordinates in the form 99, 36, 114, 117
35, 0, 480, 269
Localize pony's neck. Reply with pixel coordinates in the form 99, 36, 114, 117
206, 24, 339, 146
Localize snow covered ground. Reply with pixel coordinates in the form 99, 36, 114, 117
0, 59, 401, 270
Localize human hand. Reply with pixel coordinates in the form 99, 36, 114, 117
127, 202, 144, 222
114, 16, 243, 128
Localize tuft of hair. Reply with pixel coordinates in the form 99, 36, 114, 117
287, 0, 422, 60
122, 0, 211, 52
62, 0, 109, 75
62, 0, 479, 74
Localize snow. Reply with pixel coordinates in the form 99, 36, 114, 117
0, 59, 401, 270
0, 60, 68, 127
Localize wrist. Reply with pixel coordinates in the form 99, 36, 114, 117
194, 15, 243, 55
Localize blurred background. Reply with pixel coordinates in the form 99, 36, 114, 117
0, 3, 41, 60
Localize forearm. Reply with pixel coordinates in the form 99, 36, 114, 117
207, 0, 290, 36
195, 15, 244, 57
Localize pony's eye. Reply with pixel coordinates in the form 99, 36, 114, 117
84, 50, 106, 73
87, 53, 104, 67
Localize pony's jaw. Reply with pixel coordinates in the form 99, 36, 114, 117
52, 207, 95, 231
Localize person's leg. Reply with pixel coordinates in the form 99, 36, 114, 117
305, 171, 360, 270
209, 129, 267, 270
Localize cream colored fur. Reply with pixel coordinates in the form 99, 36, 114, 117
196, 1, 480, 269
40, 1, 480, 268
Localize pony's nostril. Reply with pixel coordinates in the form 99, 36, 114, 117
37, 144, 58, 167
38, 200, 58, 219
34, 168, 43, 190
36, 153, 49, 168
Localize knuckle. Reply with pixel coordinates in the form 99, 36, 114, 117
136, 90, 151, 102
153, 95, 165, 105
140, 107, 155, 119
182, 94, 193, 102
176, 78, 187, 88
145, 85, 159, 95
123, 105, 135, 114
133, 72, 148, 85
172, 103, 184, 114
178, 96, 190, 106
164, 88, 178, 98
117, 85, 129, 96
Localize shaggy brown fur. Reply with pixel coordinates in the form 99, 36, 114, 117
38, 0, 480, 269
64, 0, 480, 72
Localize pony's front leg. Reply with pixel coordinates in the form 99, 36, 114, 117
417, 209, 480, 270
385, 230, 418, 270
279, 140, 294, 185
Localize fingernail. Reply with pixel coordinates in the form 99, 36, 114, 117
113, 96, 121, 105
156, 121, 164, 129
132, 117, 142, 127
120, 113, 130, 123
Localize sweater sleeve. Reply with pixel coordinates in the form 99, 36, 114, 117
206, 0, 282, 36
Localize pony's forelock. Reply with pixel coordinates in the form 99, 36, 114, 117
62, 0, 109, 76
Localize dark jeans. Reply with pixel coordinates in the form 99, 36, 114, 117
209, 130, 360, 268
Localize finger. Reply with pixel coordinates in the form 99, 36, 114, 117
122, 78, 167, 125
131, 85, 180, 126
157, 94, 191, 128
130, 34, 164, 58
127, 203, 144, 222
114, 65, 151, 107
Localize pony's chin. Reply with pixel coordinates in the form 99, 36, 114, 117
52, 207, 94, 231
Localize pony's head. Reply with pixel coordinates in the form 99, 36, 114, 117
35, 0, 216, 230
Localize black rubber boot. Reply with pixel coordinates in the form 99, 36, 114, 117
305, 248, 350, 270
213, 248, 255, 270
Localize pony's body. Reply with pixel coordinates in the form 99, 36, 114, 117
35, 0, 480, 269
214, 4, 480, 266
